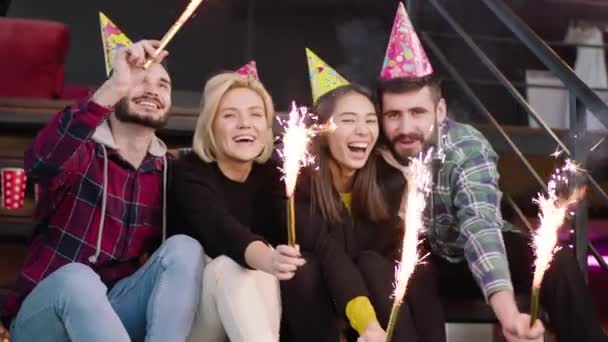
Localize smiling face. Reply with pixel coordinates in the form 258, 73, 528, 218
212, 87, 268, 164
381, 85, 446, 162
326, 92, 379, 173
114, 63, 172, 129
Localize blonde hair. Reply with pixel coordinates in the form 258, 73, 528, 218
193, 72, 275, 163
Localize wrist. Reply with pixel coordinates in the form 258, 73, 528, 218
91, 78, 127, 108
489, 290, 519, 325
244, 241, 273, 272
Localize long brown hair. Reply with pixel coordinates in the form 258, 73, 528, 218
309, 84, 389, 224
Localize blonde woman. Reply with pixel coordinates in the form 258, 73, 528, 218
169, 72, 305, 342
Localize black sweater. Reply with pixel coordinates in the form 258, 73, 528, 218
293, 172, 403, 312
168, 152, 287, 267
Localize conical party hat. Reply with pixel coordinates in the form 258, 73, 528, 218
235, 60, 259, 80
306, 48, 350, 104
99, 12, 133, 77
380, 2, 433, 80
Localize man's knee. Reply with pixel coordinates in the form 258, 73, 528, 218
45, 263, 107, 302
551, 247, 581, 273
161, 235, 204, 271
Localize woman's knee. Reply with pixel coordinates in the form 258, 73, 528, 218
280, 255, 324, 299
204, 255, 242, 279
356, 251, 388, 272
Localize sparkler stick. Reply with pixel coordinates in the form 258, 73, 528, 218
529, 158, 585, 326
385, 151, 432, 342
143, 0, 205, 69
278, 102, 318, 246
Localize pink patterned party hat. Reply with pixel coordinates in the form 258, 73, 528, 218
380, 2, 433, 80
235, 60, 259, 80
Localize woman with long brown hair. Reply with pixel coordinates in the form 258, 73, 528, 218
281, 82, 441, 342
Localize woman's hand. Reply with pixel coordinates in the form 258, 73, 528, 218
245, 242, 306, 279
267, 245, 307, 280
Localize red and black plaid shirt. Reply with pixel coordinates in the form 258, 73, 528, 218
1, 100, 165, 323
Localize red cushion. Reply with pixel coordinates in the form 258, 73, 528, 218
61, 84, 92, 100
0, 18, 69, 98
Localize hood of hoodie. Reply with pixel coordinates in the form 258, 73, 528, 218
91, 120, 167, 157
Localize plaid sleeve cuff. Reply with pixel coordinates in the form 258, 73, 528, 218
468, 252, 513, 302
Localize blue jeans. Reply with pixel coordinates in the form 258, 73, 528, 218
10, 235, 204, 342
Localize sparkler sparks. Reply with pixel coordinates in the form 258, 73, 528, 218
386, 150, 432, 342
529, 158, 586, 326
277, 102, 318, 197
276, 102, 319, 246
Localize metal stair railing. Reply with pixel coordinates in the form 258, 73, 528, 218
422, 0, 608, 275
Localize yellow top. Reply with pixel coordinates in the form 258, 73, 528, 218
340, 192, 352, 214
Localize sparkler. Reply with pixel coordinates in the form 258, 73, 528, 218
529, 158, 586, 326
386, 151, 432, 342
277, 102, 318, 246
143, 0, 205, 69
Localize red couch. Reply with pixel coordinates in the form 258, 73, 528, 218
0, 17, 90, 99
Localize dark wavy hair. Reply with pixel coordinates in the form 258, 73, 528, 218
308, 84, 389, 224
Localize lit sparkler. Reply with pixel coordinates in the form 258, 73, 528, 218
529, 159, 586, 326
386, 151, 432, 342
277, 102, 319, 246
144, 0, 205, 69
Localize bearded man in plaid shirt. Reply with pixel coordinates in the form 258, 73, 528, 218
0, 40, 204, 342
375, 73, 606, 342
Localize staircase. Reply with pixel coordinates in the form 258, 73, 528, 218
408, 0, 608, 328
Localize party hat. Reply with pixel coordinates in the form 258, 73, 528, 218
380, 2, 433, 80
306, 48, 350, 104
99, 12, 133, 76
235, 60, 259, 80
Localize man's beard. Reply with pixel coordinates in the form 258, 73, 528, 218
114, 98, 169, 129
388, 128, 438, 165
388, 132, 424, 165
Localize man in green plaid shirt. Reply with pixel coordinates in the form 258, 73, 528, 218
376, 74, 606, 342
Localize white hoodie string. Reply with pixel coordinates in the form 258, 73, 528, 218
89, 148, 167, 264
162, 155, 167, 242
89, 145, 108, 264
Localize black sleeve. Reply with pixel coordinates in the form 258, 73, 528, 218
253, 161, 288, 246
169, 156, 264, 267
294, 198, 370, 313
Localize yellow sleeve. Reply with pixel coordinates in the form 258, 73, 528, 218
345, 296, 378, 335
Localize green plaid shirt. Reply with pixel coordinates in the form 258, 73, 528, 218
425, 119, 518, 300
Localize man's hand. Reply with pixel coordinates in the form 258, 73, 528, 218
357, 321, 386, 342
0, 321, 10, 342
490, 290, 545, 342
501, 312, 545, 342
92, 40, 169, 108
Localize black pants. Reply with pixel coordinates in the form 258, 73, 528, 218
280, 252, 446, 342
434, 231, 606, 342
